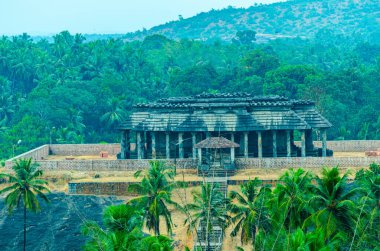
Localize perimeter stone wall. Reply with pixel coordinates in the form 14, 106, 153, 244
295, 140, 380, 152
5, 145, 50, 168
5, 144, 120, 168
9, 156, 378, 171
49, 144, 120, 155
235, 157, 380, 169
5, 141, 380, 170
69, 178, 354, 196
68, 182, 138, 196
37, 159, 197, 171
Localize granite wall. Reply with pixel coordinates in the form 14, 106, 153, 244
5, 141, 380, 170
5, 145, 50, 168
7, 156, 378, 171
235, 156, 380, 169
36, 159, 197, 171
295, 140, 380, 152
49, 143, 120, 155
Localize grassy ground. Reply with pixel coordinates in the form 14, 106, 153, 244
0, 163, 365, 194
334, 152, 366, 157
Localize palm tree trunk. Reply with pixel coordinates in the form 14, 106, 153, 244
155, 219, 160, 236
24, 203, 26, 251
206, 225, 210, 251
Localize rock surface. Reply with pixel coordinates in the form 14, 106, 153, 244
0, 193, 122, 250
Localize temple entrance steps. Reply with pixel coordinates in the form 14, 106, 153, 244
198, 168, 236, 177
193, 177, 228, 251
196, 224, 223, 249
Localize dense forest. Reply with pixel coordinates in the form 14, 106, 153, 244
0, 29, 379, 159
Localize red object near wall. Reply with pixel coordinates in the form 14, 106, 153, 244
100, 151, 109, 158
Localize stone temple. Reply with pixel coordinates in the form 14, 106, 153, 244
118, 93, 332, 161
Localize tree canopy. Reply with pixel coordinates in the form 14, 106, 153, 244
0, 30, 379, 159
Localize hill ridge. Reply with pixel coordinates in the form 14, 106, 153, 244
124, 0, 379, 42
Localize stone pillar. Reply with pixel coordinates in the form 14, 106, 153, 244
205, 132, 210, 159
286, 130, 291, 158
198, 148, 202, 165
321, 129, 327, 157
165, 132, 170, 159
120, 130, 127, 159
178, 132, 184, 159
192, 133, 197, 160
272, 130, 277, 158
137, 132, 142, 159
151, 132, 156, 159
301, 130, 306, 157
230, 133, 235, 162
305, 129, 314, 153
244, 132, 248, 158
257, 131, 263, 159
142, 132, 147, 159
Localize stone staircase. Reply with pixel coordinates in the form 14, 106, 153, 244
198, 168, 236, 178
193, 177, 228, 251
198, 163, 236, 177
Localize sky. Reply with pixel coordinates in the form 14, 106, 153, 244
0, 0, 282, 36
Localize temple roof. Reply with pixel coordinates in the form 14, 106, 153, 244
120, 93, 331, 131
194, 137, 240, 149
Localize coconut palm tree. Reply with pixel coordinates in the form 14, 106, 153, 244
0, 158, 50, 251
307, 167, 361, 238
0, 93, 16, 126
229, 179, 272, 246
101, 97, 126, 128
83, 203, 174, 251
82, 204, 145, 250
184, 182, 230, 251
266, 169, 313, 251
288, 227, 344, 251
139, 235, 173, 251
350, 163, 380, 250
273, 168, 313, 231
128, 160, 177, 236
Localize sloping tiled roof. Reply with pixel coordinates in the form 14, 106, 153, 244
194, 137, 240, 149
119, 93, 331, 131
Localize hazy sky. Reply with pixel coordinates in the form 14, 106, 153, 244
0, 0, 282, 36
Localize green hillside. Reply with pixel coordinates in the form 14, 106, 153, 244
125, 0, 380, 42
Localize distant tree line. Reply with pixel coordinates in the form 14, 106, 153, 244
0, 30, 379, 159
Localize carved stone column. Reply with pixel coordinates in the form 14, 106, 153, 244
257, 131, 263, 159
244, 132, 248, 158
305, 129, 314, 153
120, 130, 127, 159
137, 132, 142, 159
230, 133, 235, 162
286, 130, 291, 158
301, 130, 306, 157
165, 132, 170, 159
151, 132, 156, 159
272, 130, 277, 158
192, 133, 197, 160
198, 148, 202, 165
321, 129, 327, 157
178, 132, 184, 159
